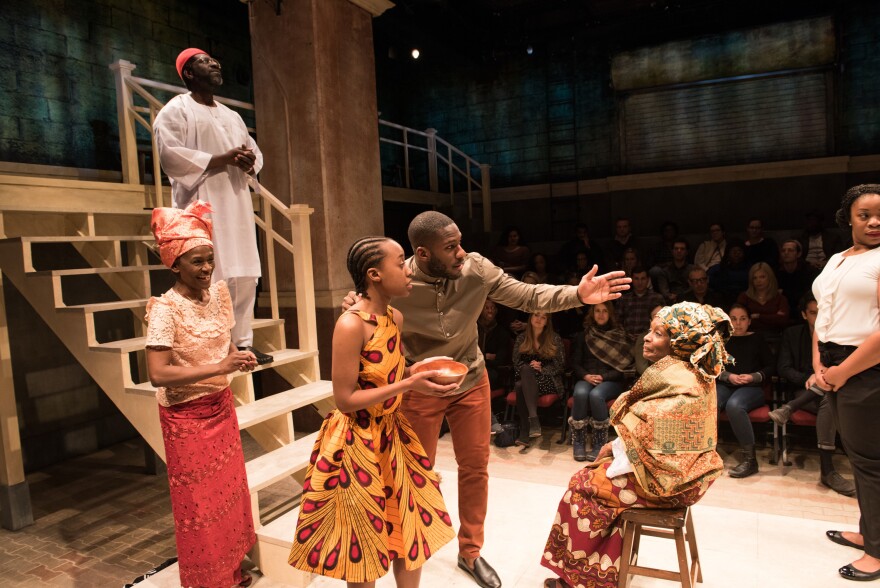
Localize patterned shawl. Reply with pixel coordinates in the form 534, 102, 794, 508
610, 355, 724, 498
585, 325, 634, 373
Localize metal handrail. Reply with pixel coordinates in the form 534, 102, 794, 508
378, 119, 492, 230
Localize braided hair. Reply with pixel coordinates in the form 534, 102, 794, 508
836, 184, 880, 230
347, 236, 390, 298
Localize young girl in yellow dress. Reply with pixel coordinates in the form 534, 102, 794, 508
289, 236, 457, 587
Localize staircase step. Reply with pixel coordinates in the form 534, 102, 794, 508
28, 264, 166, 277
237, 380, 334, 430
58, 298, 149, 313
257, 506, 301, 549
125, 348, 319, 396
247, 432, 319, 493
91, 318, 285, 353
2, 235, 153, 243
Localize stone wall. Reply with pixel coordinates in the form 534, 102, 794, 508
0, 0, 254, 170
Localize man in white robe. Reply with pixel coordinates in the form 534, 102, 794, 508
154, 48, 273, 364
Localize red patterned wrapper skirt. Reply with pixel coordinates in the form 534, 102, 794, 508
541, 461, 707, 588
159, 387, 255, 587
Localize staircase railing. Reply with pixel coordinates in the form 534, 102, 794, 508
109, 59, 317, 358
379, 119, 493, 231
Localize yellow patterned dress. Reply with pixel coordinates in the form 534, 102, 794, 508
288, 308, 455, 581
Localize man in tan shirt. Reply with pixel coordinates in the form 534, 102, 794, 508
346, 211, 629, 588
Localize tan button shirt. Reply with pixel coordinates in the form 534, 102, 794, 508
393, 252, 584, 393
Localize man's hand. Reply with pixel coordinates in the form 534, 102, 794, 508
577, 266, 631, 304
211, 145, 256, 173
342, 290, 361, 311
230, 144, 256, 173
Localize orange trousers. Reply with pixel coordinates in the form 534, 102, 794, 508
401, 372, 491, 559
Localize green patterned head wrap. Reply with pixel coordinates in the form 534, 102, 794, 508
655, 302, 733, 379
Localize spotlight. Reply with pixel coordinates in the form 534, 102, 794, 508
411, 48, 420, 59
526, 45, 534, 55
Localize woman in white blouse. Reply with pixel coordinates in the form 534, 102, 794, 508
814, 184, 880, 582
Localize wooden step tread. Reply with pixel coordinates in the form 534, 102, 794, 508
237, 380, 334, 430
247, 432, 319, 494
125, 349, 319, 397
29, 264, 165, 276
91, 318, 285, 353
256, 506, 301, 549
2, 235, 153, 243
58, 298, 149, 313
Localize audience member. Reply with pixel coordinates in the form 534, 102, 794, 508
606, 217, 639, 270
650, 221, 680, 267
768, 294, 855, 497
694, 223, 727, 270
478, 299, 513, 437
568, 303, 634, 462
493, 226, 531, 278
744, 217, 778, 267
650, 238, 693, 303
776, 239, 819, 317
541, 303, 726, 588
717, 304, 776, 479
735, 262, 790, 333
680, 267, 725, 307
513, 312, 566, 446
632, 305, 664, 376
477, 300, 513, 391
799, 210, 844, 270
521, 271, 540, 284
708, 239, 749, 306
558, 223, 605, 274
617, 267, 665, 341
620, 247, 644, 279
529, 252, 556, 284
572, 251, 593, 280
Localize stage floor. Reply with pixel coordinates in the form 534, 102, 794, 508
0, 427, 862, 587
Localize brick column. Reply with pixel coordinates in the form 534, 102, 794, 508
248, 0, 391, 376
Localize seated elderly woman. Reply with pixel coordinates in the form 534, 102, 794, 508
542, 302, 729, 588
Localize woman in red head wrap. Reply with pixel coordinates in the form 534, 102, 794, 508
146, 201, 258, 587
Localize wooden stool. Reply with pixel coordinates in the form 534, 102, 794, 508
617, 507, 702, 588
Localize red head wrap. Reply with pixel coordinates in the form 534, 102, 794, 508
151, 201, 214, 268
176, 48, 209, 80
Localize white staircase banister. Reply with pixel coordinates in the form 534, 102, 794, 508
378, 118, 492, 230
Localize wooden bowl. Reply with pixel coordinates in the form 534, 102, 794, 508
412, 359, 468, 386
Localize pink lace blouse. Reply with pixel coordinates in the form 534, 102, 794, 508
145, 281, 235, 407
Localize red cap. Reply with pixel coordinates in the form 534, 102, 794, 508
176, 48, 209, 80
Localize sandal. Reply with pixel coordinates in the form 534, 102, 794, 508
544, 578, 567, 588
239, 572, 253, 587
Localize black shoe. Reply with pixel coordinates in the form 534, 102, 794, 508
729, 459, 759, 478
822, 472, 857, 497
827, 530, 865, 550
729, 446, 759, 479
457, 556, 502, 588
839, 564, 880, 581
238, 346, 274, 365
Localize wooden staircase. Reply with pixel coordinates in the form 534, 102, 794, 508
0, 174, 333, 586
